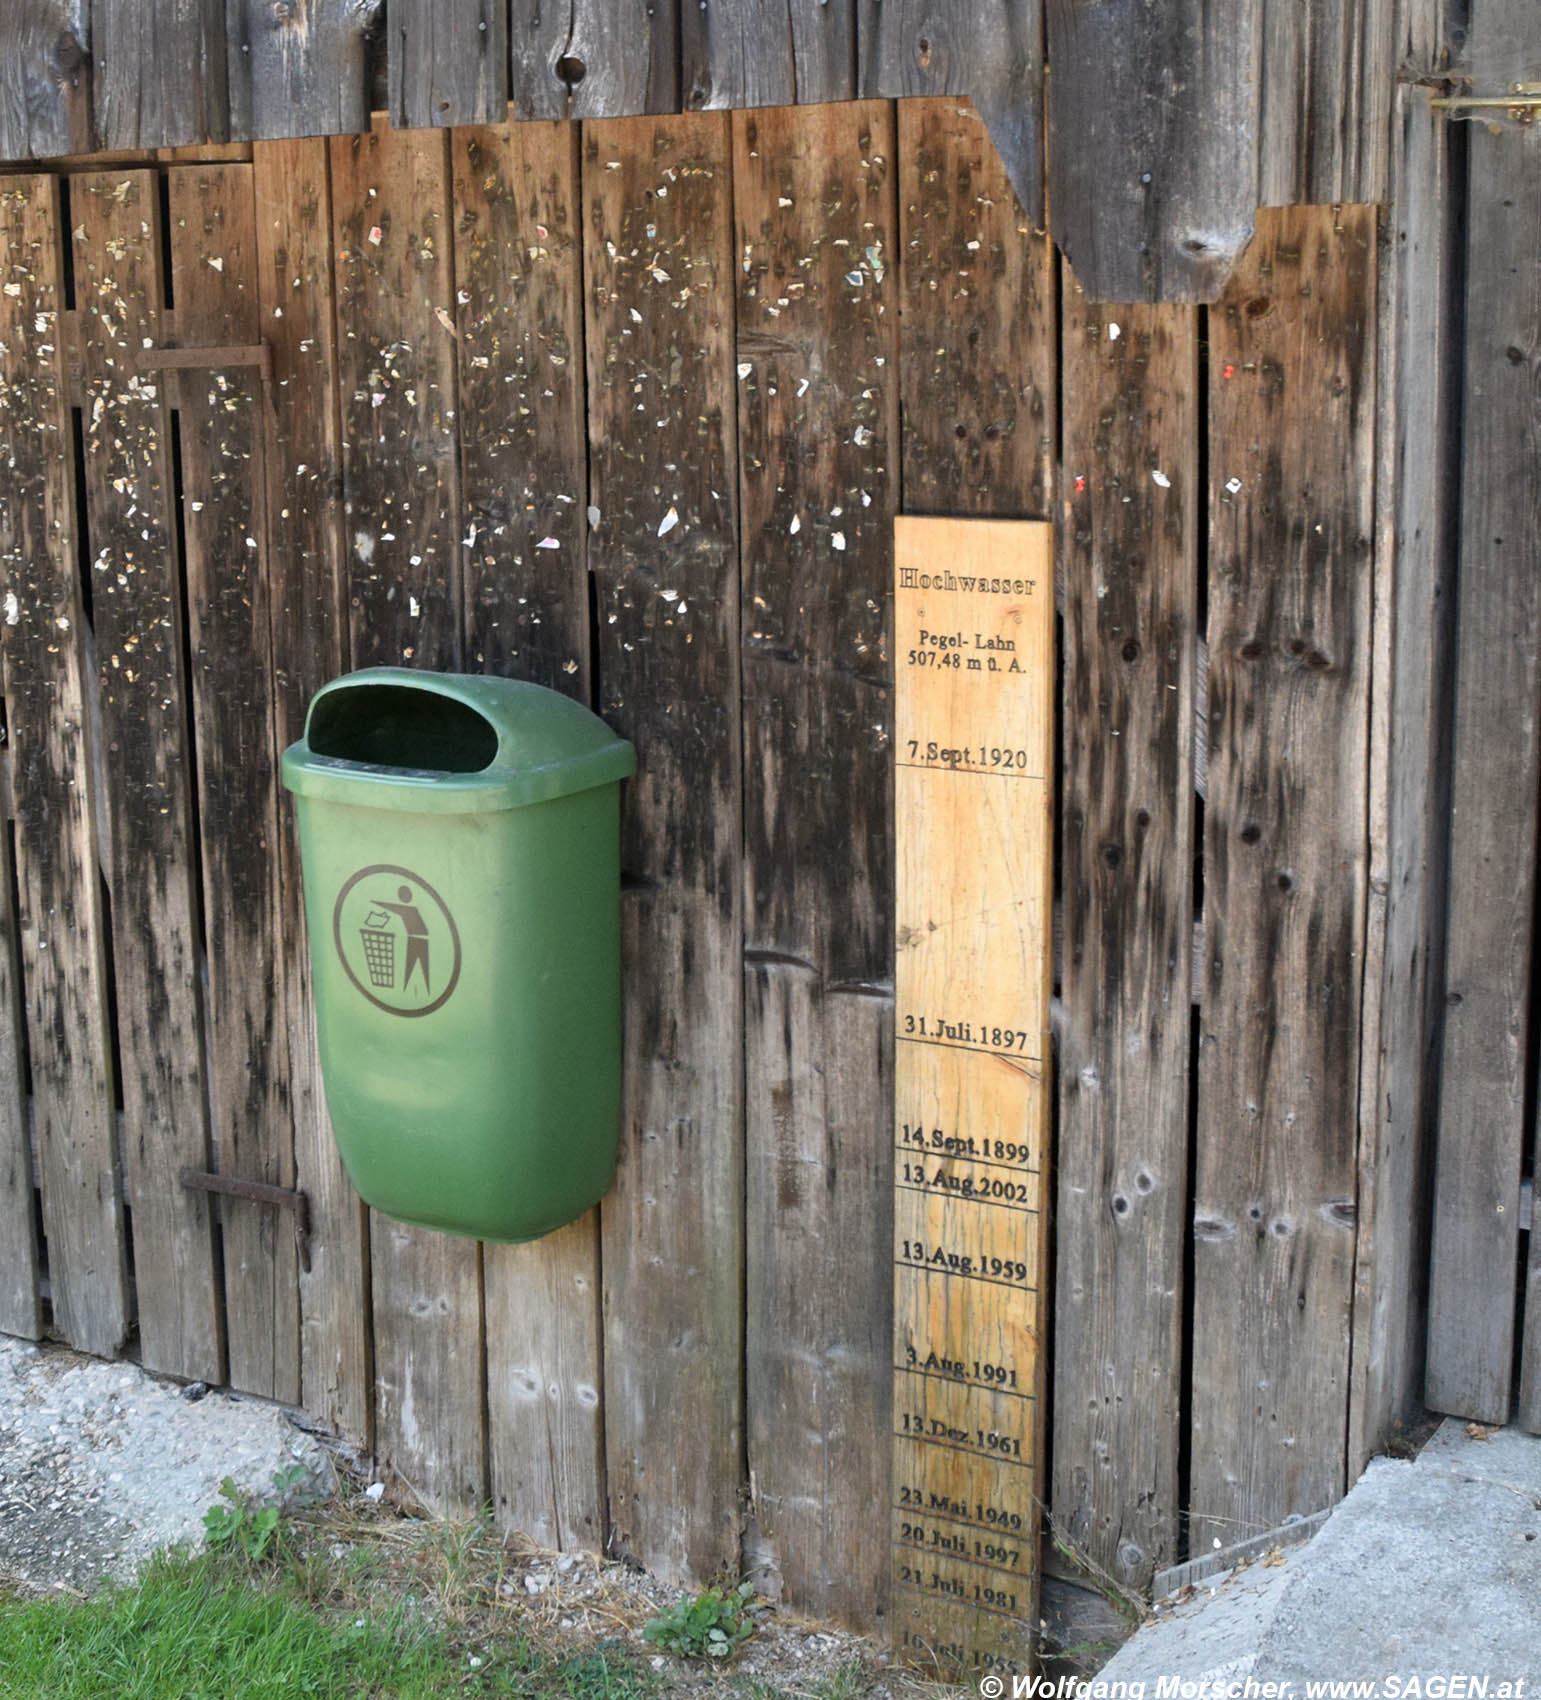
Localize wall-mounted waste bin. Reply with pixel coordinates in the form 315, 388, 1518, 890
280, 668, 636, 1242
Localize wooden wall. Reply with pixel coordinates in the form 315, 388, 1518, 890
0, 97, 1434, 1633
0, 0, 1430, 304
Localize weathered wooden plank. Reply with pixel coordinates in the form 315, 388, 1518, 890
511, 0, 680, 118
453, 118, 603, 1553
1046, 0, 1258, 302
860, 4, 1043, 228
896, 98, 1053, 519
0, 4, 91, 162
168, 161, 298, 1401
733, 100, 897, 1628
228, 0, 375, 142
1348, 85, 1457, 1469
388, 0, 507, 129
1523, 1191, 1541, 1433
682, 0, 854, 110
1427, 113, 1541, 1425
1190, 206, 1376, 1548
331, 118, 484, 1509
1053, 279, 1198, 1591
91, 0, 229, 149
252, 135, 369, 1446
889, 517, 1054, 1679
0, 176, 126, 1356
0, 655, 43, 1339
74, 167, 226, 1380
583, 112, 742, 1586
1258, 0, 1394, 206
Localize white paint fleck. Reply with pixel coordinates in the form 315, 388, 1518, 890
1108, 321, 1122, 341
207, 256, 224, 273
408, 595, 421, 618
354, 531, 375, 564
789, 515, 800, 535
4, 592, 19, 625
657, 506, 679, 537
1226, 476, 1243, 495
737, 362, 753, 380
1151, 469, 1171, 489
536, 536, 560, 550
587, 506, 601, 529
831, 531, 846, 552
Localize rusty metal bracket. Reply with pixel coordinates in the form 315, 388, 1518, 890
179, 1166, 311, 1272
137, 341, 273, 383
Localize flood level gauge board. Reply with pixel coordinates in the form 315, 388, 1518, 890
891, 517, 1053, 1680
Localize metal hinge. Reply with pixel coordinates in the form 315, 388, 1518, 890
179, 1166, 311, 1271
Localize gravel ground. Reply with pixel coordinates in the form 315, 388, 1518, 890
0, 1335, 333, 1594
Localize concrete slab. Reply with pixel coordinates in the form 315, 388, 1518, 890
1097, 1423, 1541, 1688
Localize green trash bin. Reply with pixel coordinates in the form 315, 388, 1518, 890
280, 667, 636, 1242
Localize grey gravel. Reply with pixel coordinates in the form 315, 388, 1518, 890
0, 1335, 334, 1594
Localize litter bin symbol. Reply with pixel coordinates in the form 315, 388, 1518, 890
360, 910, 396, 987
333, 864, 462, 1017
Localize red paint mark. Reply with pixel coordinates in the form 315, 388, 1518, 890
1222, 363, 1236, 379
1074, 475, 1087, 494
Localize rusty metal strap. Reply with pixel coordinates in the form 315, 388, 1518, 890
179, 1166, 311, 1271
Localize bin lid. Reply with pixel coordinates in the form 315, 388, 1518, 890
281, 668, 636, 814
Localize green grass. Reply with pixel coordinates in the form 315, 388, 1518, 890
0, 1549, 657, 1700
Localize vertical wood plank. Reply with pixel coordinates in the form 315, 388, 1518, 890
1258, 0, 1394, 206
453, 118, 604, 1552
859, 3, 1044, 228
331, 118, 484, 1510
0, 10, 91, 161
228, 0, 374, 142
388, 0, 508, 130
74, 167, 225, 1380
91, 0, 229, 149
1046, 0, 1259, 302
0, 176, 125, 1356
1053, 279, 1198, 1591
0, 677, 43, 1339
1427, 112, 1541, 1425
682, 1, 854, 110
1191, 206, 1376, 1548
509, 0, 683, 119
252, 135, 370, 1446
1348, 85, 1457, 1468
584, 112, 743, 1586
896, 98, 1054, 520
168, 161, 298, 1402
734, 100, 897, 1629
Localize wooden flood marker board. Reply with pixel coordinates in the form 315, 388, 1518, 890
891, 518, 1053, 1679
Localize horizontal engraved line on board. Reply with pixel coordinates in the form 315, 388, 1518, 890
896, 1034, 1043, 1064
892, 1533, 1030, 1585
894, 760, 1046, 781
890, 1493, 1031, 1542
894, 1364, 1037, 1402
890, 1576, 1028, 1622
890, 1429, 1034, 1470
891, 1145, 1043, 1181
895, 1182, 1039, 1218
894, 1260, 1038, 1297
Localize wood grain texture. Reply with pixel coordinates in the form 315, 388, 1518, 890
0, 2, 91, 162
75, 167, 226, 1380
1426, 116, 1540, 1425
542, 0, 681, 120
1348, 86, 1455, 1469
890, 517, 1053, 1678
0, 662, 43, 1339
584, 112, 743, 1587
682, 0, 854, 110
734, 100, 897, 1630
453, 118, 604, 1553
1046, 0, 1259, 303
1258, 0, 1393, 206
168, 161, 298, 1402
252, 135, 370, 1446
1053, 279, 1198, 1591
387, 0, 506, 129
0, 175, 127, 1357
91, 0, 229, 149
860, 2, 1043, 228
1190, 206, 1376, 1548
228, 0, 375, 142
331, 118, 485, 1509
896, 98, 1053, 519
